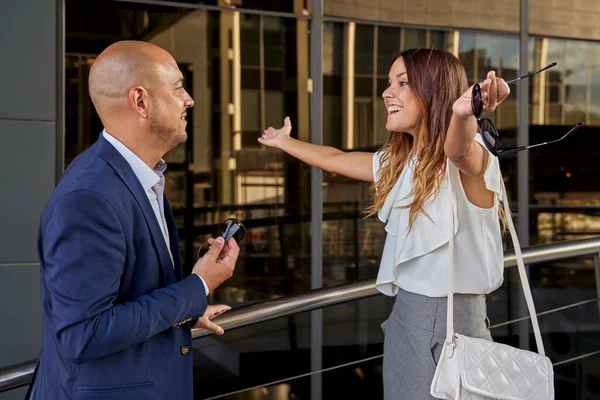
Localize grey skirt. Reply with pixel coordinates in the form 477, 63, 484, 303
381, 288, 493, 400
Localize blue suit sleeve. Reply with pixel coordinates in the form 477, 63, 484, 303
42, 189, 208, 364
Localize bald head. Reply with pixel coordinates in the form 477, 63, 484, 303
88, 40, 194, 166
89, 41, 176, 117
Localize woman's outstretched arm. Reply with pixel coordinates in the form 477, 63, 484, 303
259, 117, 375, 183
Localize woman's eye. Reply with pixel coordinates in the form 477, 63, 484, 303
399, 81, 408, 87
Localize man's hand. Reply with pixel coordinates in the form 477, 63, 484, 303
193, 304, 231, 335
192, 236, 239, 293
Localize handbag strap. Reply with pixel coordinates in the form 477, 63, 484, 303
445, 162, 546, 356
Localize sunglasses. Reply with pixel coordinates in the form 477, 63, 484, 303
472, 62, 583, 157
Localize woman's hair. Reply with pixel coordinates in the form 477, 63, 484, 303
366, 48, 468, 228
366, 48, 507, 231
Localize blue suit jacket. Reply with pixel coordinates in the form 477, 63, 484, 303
31, 136, 207, 399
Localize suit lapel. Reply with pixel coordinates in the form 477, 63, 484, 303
164, 197, 183, 281
92, 136, 177, 286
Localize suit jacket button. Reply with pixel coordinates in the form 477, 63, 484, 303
181, 345, 191, 355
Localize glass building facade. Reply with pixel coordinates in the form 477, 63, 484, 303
3, 0, 599, 398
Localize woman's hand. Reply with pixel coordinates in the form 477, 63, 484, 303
453, 71, 510, 119
258, 117, 293, 149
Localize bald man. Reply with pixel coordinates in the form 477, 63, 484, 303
29, 41, 238, 399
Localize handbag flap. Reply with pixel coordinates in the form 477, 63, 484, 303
458, 334, 554, 400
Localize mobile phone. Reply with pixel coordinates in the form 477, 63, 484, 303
222, 218, 245, 244
197, 218, 246, 259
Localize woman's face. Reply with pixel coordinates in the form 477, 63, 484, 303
381, 57, 420, 135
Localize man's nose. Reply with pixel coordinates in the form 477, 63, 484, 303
185, 94, 194, 108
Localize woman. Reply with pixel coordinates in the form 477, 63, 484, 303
258, 48, 510, 399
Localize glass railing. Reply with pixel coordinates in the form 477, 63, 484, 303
192, 295, 600, 399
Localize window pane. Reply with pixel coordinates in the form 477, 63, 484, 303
354, 100, 373, 148
590, 108, 600, 125
546, 104, 563, 124
375, 78, 389, 144
546, 39, 565, 84
403, 28, 426, 49
354, 77, 372, 97
476, 34, 500, 80
355, 24, 374, 75
377, 27, 400, 75
592, 70, 600, 85
323, 22, 344, 76
591, 85, 600, 103
241, 15, 261, 66
497, 100, 517, 129
430, 30, 449, 51
323, 94, 342, 149
546, 84, 562, 103
459, 32, 476, 81
565, 85, 587, 104
564, 40, 590, 76
241, 89, 260, 134
501, 36, 519, 83
264, 18, 285, 69
565, 104, 586, 125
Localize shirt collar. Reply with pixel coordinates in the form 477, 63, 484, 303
102, 130, 167, 192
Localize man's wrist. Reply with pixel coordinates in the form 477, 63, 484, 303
192, 273, 210, 297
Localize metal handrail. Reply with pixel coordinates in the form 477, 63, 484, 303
195, 235, 600, 338
2, 236, 600, 393
0, 360, 36, 394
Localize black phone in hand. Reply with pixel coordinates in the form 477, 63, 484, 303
197, 218, 246, 259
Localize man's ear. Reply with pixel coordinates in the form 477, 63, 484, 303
128, 86, 149, 119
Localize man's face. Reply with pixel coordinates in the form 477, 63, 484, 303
148, 58, 194, 150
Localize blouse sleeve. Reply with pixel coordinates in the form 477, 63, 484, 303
373, 151, 382, 183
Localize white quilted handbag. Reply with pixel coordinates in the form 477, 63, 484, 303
430, 177, 554, 400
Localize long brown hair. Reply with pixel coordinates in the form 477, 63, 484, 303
365, 48, 468, 228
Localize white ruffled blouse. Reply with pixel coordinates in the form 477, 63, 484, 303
374, 134, 504, 298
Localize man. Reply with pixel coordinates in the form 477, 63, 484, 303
28, 41, 238, 399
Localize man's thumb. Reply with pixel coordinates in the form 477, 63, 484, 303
206, 236, 225, 259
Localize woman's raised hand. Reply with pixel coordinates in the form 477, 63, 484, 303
258, 117, 293, 149
453, 70, 510, 119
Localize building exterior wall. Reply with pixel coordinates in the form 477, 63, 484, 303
0, 0, 58, 398
324, 0, 600, 41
